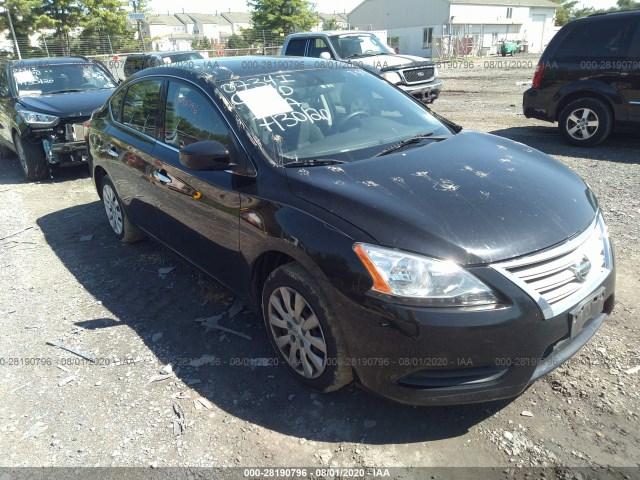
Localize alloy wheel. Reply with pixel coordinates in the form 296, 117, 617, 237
566, 107, 599, 141
267, 286, 328, 379
102, 183, 124, 235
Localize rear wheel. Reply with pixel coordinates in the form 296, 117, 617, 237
14, 133, 47, 181
262, 263, 352, 392
100, 175, 144, 243
558, 98, 612, 147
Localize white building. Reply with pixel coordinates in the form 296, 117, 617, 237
348, 0, 557, 57
185, 13, 233, 43
220, 12, 253, 35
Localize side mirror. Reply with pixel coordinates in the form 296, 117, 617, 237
319, 51, 332, 60
179, 140, 230, 171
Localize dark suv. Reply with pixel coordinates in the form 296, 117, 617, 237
523, 11, 640, 146
0, 57, 117, 180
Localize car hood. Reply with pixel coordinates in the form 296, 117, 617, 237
286, 131, 597, 265
355, 54, 433, 70
18, 89, 115, 118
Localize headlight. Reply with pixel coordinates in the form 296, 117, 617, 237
354, 243, 499, 306
18, 110, 59, 128
434, 66, 439, 78
381, 71, 402, 84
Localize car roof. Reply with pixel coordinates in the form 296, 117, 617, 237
7, 57, 93, 66
137, 55, 357, 82
288, 30, 374, 37
571, 9, 640, 26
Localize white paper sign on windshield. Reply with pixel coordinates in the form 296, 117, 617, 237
235, 85, 293, 119
13, 70, 37, 83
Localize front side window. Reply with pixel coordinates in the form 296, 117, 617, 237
11, 62, 116, 96
218, 68, 450, 165
164, 81, 228, 148
121, 80, 162, 136
109, 89, 126, 122
308, 38, 333, 58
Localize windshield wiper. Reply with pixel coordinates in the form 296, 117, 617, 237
284, 159, 346, 168
376, 132, 447, 157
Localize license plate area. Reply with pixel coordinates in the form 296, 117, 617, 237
66, 123, 85, 141
569, 287, 605, 338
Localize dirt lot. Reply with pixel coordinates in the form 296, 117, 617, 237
0, 55, 638, 479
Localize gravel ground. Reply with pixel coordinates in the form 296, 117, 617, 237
0, 55, 638, 479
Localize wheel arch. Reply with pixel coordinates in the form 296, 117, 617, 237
553, 89, 616, 122
93, 165, 108, 197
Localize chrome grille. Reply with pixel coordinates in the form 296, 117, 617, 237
401, 67, 435, 84
492, 215, 612, 319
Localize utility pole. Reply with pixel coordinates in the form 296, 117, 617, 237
132, 0, 146, 52
4, 7, 22, 60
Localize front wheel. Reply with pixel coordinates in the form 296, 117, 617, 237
14, 133, 47, 181
558, 98, 612, 147
100, 175, 144, 243
262, 263, 352, 392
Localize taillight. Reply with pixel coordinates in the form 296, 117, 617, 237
83, 119, 91, 142
532, 61, 544, 89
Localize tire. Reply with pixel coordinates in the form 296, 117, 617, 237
262, 263, 353, 393
558, 98, 612, 147
13, 133, 47, 181
100, 175, 144, 243
501, 52, 506, 57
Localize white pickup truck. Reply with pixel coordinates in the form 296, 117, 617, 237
281, 31, 442, 103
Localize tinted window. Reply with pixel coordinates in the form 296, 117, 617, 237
121, 80, 162, 136
109, 89, 125, 122
124, 56, 144, 76
164, 81, 228, 148
558, 18, 637, 58
285, 39, 307, 56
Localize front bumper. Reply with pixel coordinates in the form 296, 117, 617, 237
398, 79, 443, 103
324, 262, 615, 406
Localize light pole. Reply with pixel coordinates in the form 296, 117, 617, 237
1, 6, 22, 60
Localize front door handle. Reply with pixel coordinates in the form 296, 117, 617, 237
153, 170, 172, 184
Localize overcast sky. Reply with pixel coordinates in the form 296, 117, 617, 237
148, 0, 619, 15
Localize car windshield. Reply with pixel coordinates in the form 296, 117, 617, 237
217, 67, 451, 165
11, 63, 116, 96
329, 34, 394, 58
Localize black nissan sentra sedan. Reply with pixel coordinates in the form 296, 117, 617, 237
86, 57, 615, 405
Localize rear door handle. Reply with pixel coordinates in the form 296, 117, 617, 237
153, 170, 172, 184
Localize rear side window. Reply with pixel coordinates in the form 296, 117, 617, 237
121, 80, 162, 136
557, 18, 637, 58
285, 39, 307, 56
164, 81, 228, 148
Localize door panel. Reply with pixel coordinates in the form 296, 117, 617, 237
621, 21, 640, 123
152, 80, 242, 290
101, 79, 163, 235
